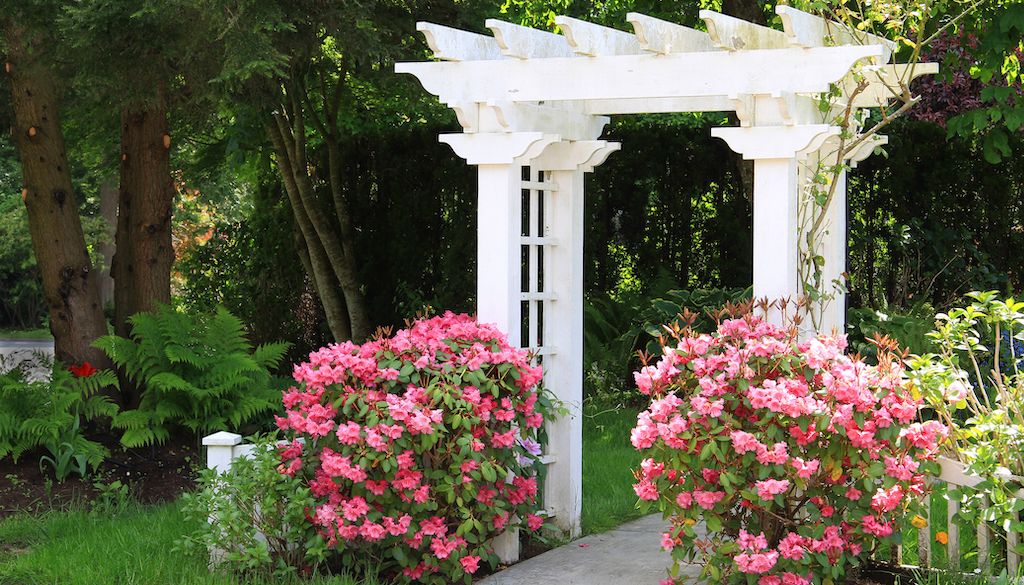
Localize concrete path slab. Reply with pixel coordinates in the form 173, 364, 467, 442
0, 340, 54, 380
478, 514, 701, 585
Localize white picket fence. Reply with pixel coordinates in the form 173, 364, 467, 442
902, 456, 1024, 576
203, 433, 1022, 575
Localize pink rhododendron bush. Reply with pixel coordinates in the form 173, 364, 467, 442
276, 313, 551, 583
631, 316, 947, 585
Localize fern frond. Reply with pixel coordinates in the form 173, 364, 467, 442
252, 342, 290, 369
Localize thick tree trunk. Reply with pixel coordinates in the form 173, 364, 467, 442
112, 94, 174, 339
111, 93, 174, 407
3, 21, 111, 369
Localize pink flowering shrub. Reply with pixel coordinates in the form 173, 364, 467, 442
632, 315, 946, 585
276, 312, 550, 584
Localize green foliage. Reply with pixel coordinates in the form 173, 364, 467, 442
625, 287, 753, 357
908, 291, 1024, 558
38, 416, 91, 483
0, 354, 118, 476
848, 119, 1023, 309
95, 305, 290, 447
175, 183, 330, 364
0, 501, 379, 585
945, 2, 1024, 162
846, 304, 937, 361
179, 435, 326, 577
584, 284, 751, 404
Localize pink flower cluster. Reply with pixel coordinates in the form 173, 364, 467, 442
630, 316, 947, 584
276, 313, 549, 582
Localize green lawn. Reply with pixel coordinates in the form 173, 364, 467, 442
0, 328, 51, 341
0, 504, 375, 585
581, 405, 645, 534
0, 406, 644, 583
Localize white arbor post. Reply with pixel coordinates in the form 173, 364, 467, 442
712, 124, 838, 326
442, 133, 617, 560
533, 142, 619, 538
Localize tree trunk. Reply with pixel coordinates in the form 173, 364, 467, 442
266, 106, 370, 342
98, 177, 117, 309
3, 21, 111, 369
112, 93, 175, 407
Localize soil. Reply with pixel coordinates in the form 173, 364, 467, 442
848, 562, 918, 585
0, 437, 198, 519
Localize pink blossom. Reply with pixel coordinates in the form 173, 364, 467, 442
790, 457, 820, 479
778, 532, 807, 561
755, 479, 790, 500
460, 555, 481, 574
693, 490, 725, 509
675, 491, 693, 509
884, 455, 920, 481
634, 480, 659, 501
526, 514, 544, 531
755, 442, 789, 465
661, 532, 676, 551
861, 514, 894, 537
870, 484, 904, 513
735, 550, 779, 574
738, 530, 769, 551
731, 431, 761, 454
335, 421, 362, 445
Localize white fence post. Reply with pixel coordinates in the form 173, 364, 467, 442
202, 431, 242, 566
203, 431, 242, 473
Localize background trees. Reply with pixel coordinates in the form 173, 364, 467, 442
0, 0, 1020, 369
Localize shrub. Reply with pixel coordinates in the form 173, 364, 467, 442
908, 292, 1024, 555
0, 354, 118, 479
584, 286, 751, 404
846, 305, 936, 362
630, 315, 945, 585
275, 312, 552, 584
96, 304, 290, 447
181, 435, 325, 576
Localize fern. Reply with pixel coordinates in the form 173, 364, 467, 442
97, 304, 291, 448
0, 353, 117, 473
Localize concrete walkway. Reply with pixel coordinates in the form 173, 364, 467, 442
478, 514, 702, 585
0, 339, 54, 379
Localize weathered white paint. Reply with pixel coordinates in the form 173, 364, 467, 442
396, 45, 883, 105
626, 12, 714, 54
416, 22, 504, 62
700, 9, 790, 51
555, 15, 643, 56
486, 19, 574, 59
775, 6, 895, 62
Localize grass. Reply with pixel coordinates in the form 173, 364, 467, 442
581, 404, 645, 534
0, 503, 377, 585
0, 328, 51, 341
0, 405, 645, 583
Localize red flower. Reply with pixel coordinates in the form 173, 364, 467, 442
69, 362, 97, 378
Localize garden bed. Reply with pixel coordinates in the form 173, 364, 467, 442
0, 438, 197, 519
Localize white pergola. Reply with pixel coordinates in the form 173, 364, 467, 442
396, 5, 935, 561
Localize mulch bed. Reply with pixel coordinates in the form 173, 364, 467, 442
0, 437, 198, 519
848, 562, 919, 585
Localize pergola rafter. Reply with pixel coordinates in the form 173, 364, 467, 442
395, 4, 936, 563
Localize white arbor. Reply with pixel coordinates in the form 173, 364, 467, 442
396, 5, 935, 561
